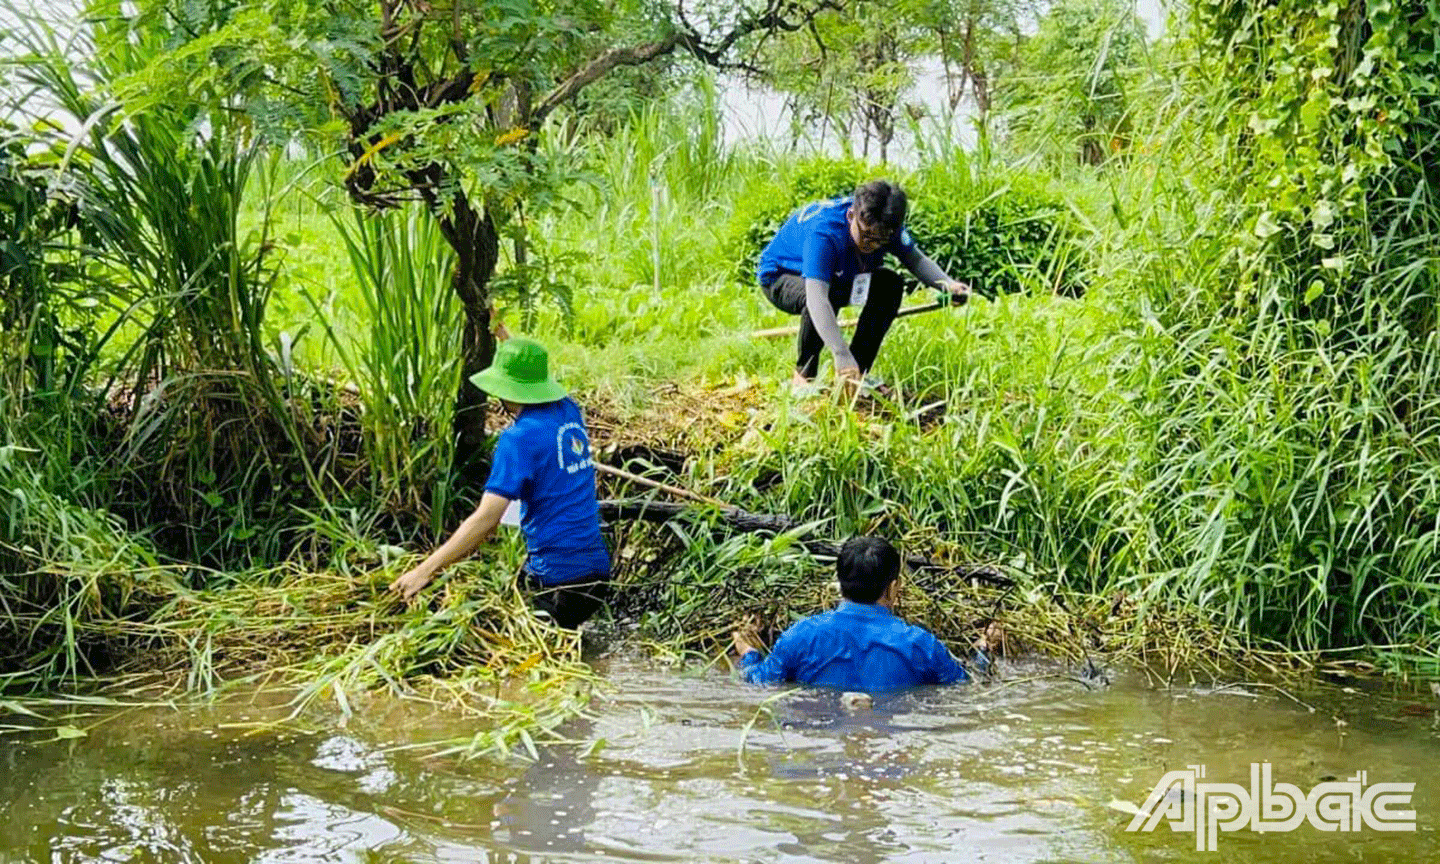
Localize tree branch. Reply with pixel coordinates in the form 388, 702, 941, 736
534, 0, 845, 125
534, 34, 684, 125
345, 0, 845, 204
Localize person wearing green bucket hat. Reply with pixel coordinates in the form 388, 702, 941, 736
468, 337, 569, 404
390, 337, 611, 628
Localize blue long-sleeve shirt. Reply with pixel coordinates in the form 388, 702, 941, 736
739, 601, 971, 693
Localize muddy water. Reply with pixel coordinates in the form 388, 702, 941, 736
1, 659, 1437, 863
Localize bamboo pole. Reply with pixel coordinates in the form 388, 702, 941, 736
594, 462, 731, 510
751, 300, 946, 339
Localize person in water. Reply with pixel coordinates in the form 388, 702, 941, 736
732, 536, 982, 692
390, 337, 611, 628
756, 179, 972, 395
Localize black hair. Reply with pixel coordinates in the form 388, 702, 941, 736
852, 179, 908, 232
837, 536, 901, 604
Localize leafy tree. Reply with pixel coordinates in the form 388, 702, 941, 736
761, 0, 1037, 160
749, 4, 924, 160
922, 0, 1039, 126
1001, 0, 1147, 165
114, 0, 845, 483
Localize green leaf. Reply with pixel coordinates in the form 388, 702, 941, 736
0, 700, 42, 718
1300, 92, 1328, 132
1304, 280, 1325, 304
1254, 211, 1281, 238
54, 725, 88, 740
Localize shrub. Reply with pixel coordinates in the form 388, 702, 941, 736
906, 174, 1084, 298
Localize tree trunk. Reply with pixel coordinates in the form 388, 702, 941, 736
430, 185, 500, 490
959, 20, 976, 112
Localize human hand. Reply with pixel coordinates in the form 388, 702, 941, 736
731, 616, 765, 656
835, 364, 863, 398
731, 631, 762, 657
973, 621, 1005, 655
389, 566, 434, 602
732, 624, 768, 656
938, 279, 972, 306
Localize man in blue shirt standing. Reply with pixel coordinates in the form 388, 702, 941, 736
390, 337, 611, 628
733, 537, 974, 692
757, 180, 972, 393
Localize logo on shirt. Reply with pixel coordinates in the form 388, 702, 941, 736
797, 196, 848, 223
556, 423, 593, 475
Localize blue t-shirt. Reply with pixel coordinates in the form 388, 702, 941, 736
739, 600, 969, 693
757, 196, 918, 288
485, 398, 610, 586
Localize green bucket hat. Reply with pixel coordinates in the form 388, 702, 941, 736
469, 337, 568, 404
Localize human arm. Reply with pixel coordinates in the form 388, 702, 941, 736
920, 632, 972, 685
897, 245, 971, 305
804, 277, 859, 375
800, 230, 859, 376
389, 492, 511, 600
393, 426, 533, 600
968, 621, 1003, 676
735, 623, 804, 686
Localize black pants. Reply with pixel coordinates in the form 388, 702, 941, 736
762, 268, 905, 379
522, 571, 610, 629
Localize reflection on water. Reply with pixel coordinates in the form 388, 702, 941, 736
2, 659, 1437, 863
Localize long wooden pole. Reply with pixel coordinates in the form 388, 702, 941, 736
751, 300, 945, 340
594, 461, 731, 510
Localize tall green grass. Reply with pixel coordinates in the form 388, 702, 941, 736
4, 10, 341, 564
317, 206, 465, 532
0, 444, 169, 690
